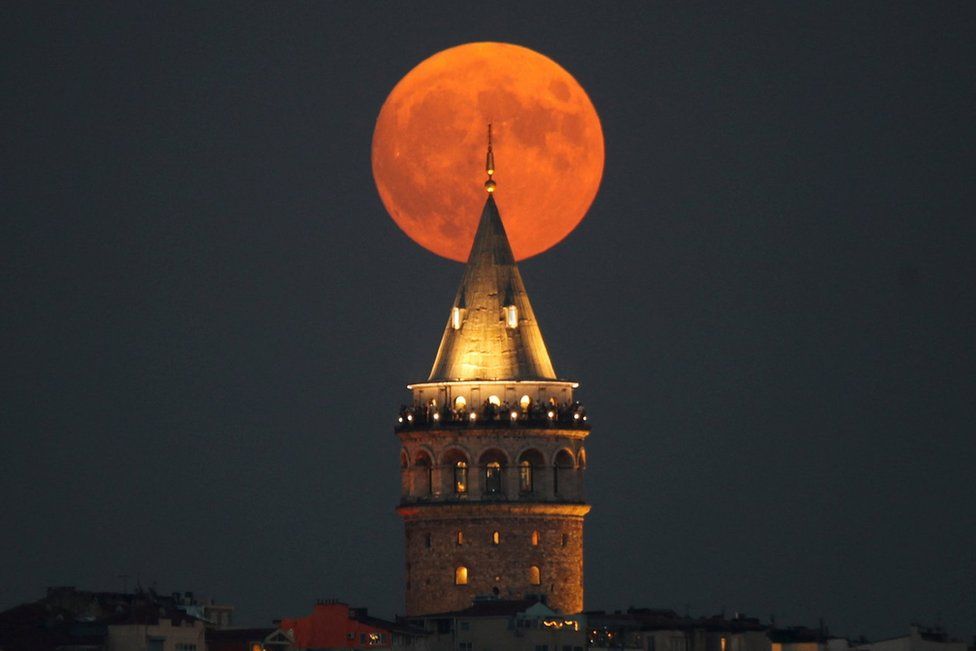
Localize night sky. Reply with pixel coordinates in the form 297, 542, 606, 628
2, 2, 974, 640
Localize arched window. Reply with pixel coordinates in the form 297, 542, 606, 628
531, 530, 540, 546
553, 450, 574, 495
519, 460, 533, 493
488, 394, 501, 406
518, 449, 545, 494
414, 451, 433, 497
491, 530, 500, 545
529, 565, 541, 585
454, 395, 466, 411
519, 394, 531, 410
455, 566, 468, 585
456, 530, 463, 545
478, 448, 508, 495
480, 449, 507, 497
454, 461, 468, 494
485, 462, 502, 494
442, 449, 469, 495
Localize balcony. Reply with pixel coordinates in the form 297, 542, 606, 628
394, 402, 589, 432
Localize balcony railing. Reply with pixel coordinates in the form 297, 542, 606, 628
395, 403, 589, 432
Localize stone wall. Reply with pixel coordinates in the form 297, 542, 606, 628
400, 503, 587, 616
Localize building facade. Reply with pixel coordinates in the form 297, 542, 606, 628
395, 185, 591, 616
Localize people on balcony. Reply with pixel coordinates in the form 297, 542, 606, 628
396, 398, 587, 428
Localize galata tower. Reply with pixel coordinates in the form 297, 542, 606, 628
395, 132, 590, 615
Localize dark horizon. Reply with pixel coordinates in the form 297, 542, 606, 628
2, 2, 974, 640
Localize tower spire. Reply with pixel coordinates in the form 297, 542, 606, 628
484, 123, 496, 194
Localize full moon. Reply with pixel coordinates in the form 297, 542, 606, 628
372, 42, 604, 262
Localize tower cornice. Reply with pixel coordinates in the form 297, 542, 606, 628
396, 502, 591, 520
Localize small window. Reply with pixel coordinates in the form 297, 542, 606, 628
505, 304, 518, 328
561, 533, 569, 547
491, 530, 500, 545
451, 307, 462, 330
488, 394, 501, 406
531, 530, 539, 546
425, 533, 432, 548
455, 566, 468, 585
456, 530, 463, 545
529, 565, 541, 585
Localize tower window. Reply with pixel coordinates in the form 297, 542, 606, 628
519, 460, 533, 493
491, 530, 500, 545
531, 530, 539, 546
562, 533, 569, 547
529, 565, 541, 585
425, 533, 432, 548
451, 307, 462, 330
456, 530, 463, 545
485, 462, 502, 494
454, 461, 468, 494
455, 566, 468, 585
505, 305, 518, 328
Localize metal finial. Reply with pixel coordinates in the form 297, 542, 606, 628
484, 123, 496, 193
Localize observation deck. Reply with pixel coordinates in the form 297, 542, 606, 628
395, 400, 589, 433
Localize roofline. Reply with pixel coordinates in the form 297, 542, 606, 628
407, 380, 580, 390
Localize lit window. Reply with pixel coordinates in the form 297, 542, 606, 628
488, 395, 501, 406
455, 566, 468, 585
491, 530, 500, 545
529, 565, 541, 585
519, 394, 531, 410
456, 530, 464, 545
531, 530, 539, 546
721, 638, 727, 651
454, 461, 468, 494
519, 460, 533, 493
451, 307, 462, 330
454, 395, 467, 410
505, 305, 518, 328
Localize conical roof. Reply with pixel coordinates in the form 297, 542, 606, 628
428, 196, 557, 381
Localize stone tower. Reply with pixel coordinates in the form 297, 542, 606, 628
395, 147, 590, 615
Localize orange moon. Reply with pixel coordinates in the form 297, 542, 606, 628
372, 42, 604, 262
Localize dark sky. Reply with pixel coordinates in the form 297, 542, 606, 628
2, 1, 974, 640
